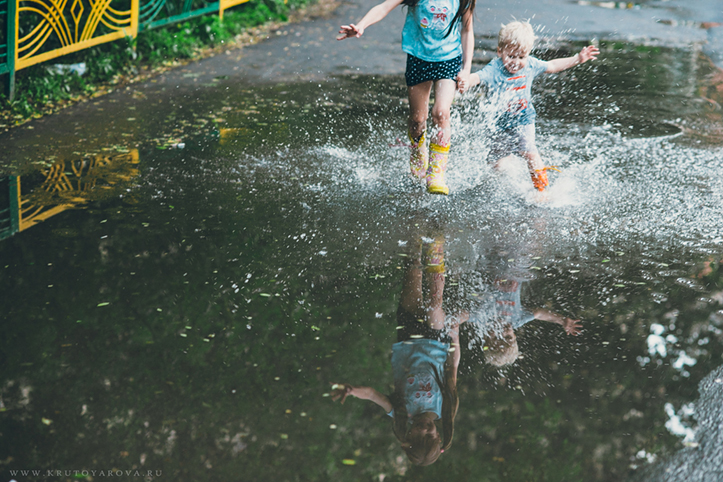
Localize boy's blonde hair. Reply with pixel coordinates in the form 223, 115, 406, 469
498, 20, 536, 53
484, 339, 519, 366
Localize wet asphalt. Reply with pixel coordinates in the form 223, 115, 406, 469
2, 2, 723, 479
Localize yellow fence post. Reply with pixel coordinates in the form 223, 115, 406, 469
220, 0, 250, 21
130, 0, 140, 38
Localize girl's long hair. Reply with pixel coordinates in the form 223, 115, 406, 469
390, 363, 459, 465
402, 0, 476, 39
444, 0, 475, 38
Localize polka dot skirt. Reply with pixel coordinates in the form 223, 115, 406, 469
405, 54, 463, 87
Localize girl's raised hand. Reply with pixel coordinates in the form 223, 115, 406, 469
330, 383, 355, 403
579, 45, 599, 63
337, 24, 364, 40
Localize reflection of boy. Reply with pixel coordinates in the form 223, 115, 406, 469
458, 20, 599, 191
473, 275, 582, 366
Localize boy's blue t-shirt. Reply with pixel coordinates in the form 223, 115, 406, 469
387, 339, 450, 420
469, 275, 535, 333
401, 0, 462, 62
474, 56, 549, 130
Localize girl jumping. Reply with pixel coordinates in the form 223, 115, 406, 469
337, 0, 475, 195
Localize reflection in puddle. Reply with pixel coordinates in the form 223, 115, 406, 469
0, 150, 139, 239
577, 1, 641, 10
332, 229, 464, 466
1, 43, 723, 480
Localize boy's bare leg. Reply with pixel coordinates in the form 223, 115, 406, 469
493, 154, 517, 171
523, 150, 544, 173
524, 150, 555, 191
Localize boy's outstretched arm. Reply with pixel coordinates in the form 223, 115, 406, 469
545, 45, 599, 74
337, 0, 405, 40
330, 384, 393, 412
532, 308, 582, 335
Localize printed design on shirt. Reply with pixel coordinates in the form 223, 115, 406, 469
503, 75, 529, 115
494, 279, 520, 320
407, 374, 436, 402
420, 1, 450, 30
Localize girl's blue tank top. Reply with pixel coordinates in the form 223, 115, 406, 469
401, 0, 462, 62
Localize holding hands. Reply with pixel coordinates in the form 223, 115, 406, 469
456, 70, 471, 94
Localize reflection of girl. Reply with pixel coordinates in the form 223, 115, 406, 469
332, 236, 467, 465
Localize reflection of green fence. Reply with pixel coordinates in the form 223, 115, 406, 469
0, 176, 20, 240
1, 0, 250, 100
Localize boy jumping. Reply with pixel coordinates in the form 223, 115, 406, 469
458, 21, 599, 191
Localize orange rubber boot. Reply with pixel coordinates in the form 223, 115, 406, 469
530, 166, 560, 191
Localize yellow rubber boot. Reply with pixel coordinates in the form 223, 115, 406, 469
426, 142, 450, 195
423, 236, 445, 274
409, 131, 428, 180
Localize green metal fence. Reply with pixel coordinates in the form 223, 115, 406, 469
139, 0, 221, 31
1, 0, 16, 99
1, 0, 249, 101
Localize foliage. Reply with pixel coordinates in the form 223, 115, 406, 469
0, 0, 314, 125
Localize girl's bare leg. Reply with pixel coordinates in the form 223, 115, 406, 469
426, 79, 457, 194
429, 79, 456, 145
400, 242, 424, 317
408, 81, 433, 140
425, 271, 446, 330
423, 236, 445, 330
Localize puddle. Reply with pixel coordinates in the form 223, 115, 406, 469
0, 151, 139, 239
577, 1, 643, 10
1, 43, 723, 481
